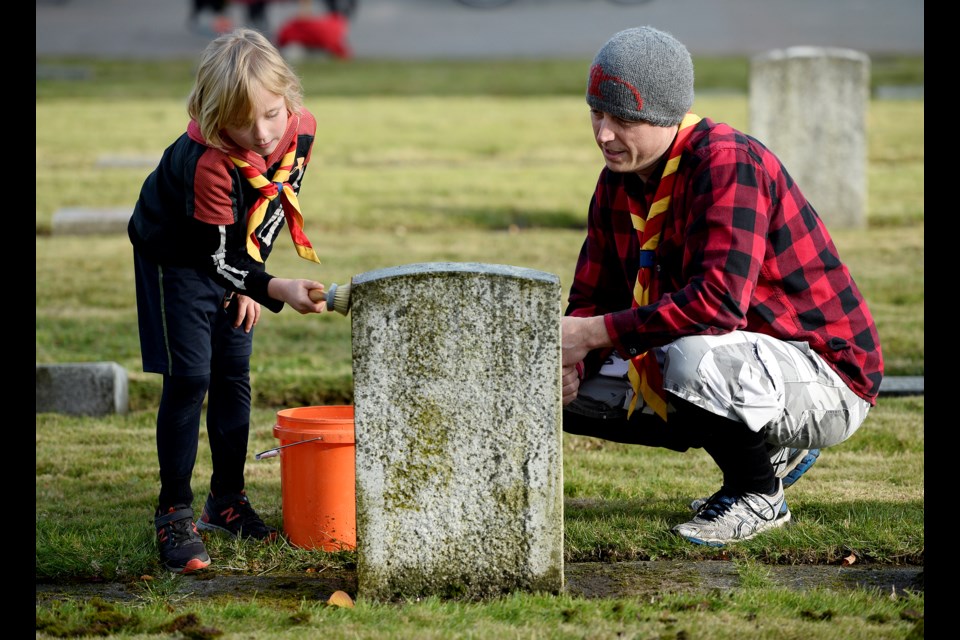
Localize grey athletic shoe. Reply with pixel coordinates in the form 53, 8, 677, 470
689, 447, 820, 512
673, 480, 790, 547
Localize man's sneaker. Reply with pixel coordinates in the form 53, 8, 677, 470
672, 480, 790, 547
197, 491, 277, 540
155, 506, 211, 574
780, 448, 820, 489
689, 447, 821, 511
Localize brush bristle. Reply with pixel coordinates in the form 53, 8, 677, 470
327, 283, 352, 315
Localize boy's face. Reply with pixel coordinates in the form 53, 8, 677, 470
224, 88, 289, 157
590, 109, 678, 180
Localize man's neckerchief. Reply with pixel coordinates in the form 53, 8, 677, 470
626, 112, 701, 420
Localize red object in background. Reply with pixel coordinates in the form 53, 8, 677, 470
277, 12, 352, 59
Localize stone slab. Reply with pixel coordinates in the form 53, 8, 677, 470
36, 362, 128, 416
878, 376, 923, 396
95, 154, 158, 169
750, 47, 869, 229
51, 208, 130, 236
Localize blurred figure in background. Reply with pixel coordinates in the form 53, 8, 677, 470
322, 0, 358, 19
188, 0, 233, 36
242, 1, 272, 33
276, 0, 355, 60
190, 1, 353, 37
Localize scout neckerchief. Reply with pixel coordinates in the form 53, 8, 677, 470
230, 135, 320, 264
626, 112, 701, 420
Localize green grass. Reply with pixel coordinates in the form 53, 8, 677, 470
36, 56, 923, 638
37, 395, 923, 638
35, 55, 924, 99
35, 586, 924, 639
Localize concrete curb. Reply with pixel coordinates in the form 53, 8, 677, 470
878, 376, 923, 396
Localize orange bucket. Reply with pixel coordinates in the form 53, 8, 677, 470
273, 405, 356, 551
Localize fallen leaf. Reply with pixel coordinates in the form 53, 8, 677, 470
842, 553, 857, 567
327, 590, 355, 608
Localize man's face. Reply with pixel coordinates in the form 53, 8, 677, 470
590, 109, 678, 179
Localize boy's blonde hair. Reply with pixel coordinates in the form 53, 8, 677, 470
187, 28, 304, 150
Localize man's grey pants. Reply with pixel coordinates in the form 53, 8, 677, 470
569, 331, 871, 450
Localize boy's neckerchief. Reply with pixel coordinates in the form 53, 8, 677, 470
230, 137, 320, 264
626, 112, 701, 420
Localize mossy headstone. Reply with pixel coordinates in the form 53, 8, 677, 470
350, 262, 564, 601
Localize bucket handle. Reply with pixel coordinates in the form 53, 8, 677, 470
255, 436, 324, 460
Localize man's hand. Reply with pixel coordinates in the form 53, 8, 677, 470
561, 315, 614, 405
561, 315, 613, 366
561, 363, 581, 406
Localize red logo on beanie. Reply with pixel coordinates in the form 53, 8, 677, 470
588, 64, 643, 111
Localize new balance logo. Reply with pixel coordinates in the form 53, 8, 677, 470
219, 507, 241, 524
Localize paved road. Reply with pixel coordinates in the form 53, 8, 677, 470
37, 0, 923, 60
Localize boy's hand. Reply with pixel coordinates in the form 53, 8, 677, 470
268, 278, 327, 314
232, 295, 261, 333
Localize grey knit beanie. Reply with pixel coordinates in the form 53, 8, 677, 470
586, 26, 694, 126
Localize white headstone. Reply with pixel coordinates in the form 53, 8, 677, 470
750, 47, 870, 229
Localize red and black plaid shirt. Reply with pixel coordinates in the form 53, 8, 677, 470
566, 118, 883, 404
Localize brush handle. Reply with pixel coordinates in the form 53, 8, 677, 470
308, 288, 325, 303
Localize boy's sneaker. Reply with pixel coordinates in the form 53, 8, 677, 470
689, 447, 820, 511
155, 506, 211, 574
197, 491, 277, 540
673, 480, 790, 547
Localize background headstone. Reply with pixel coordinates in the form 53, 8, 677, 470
36, 362, 129, 416
51, 208, 130, 235
749, 47, 870, 229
